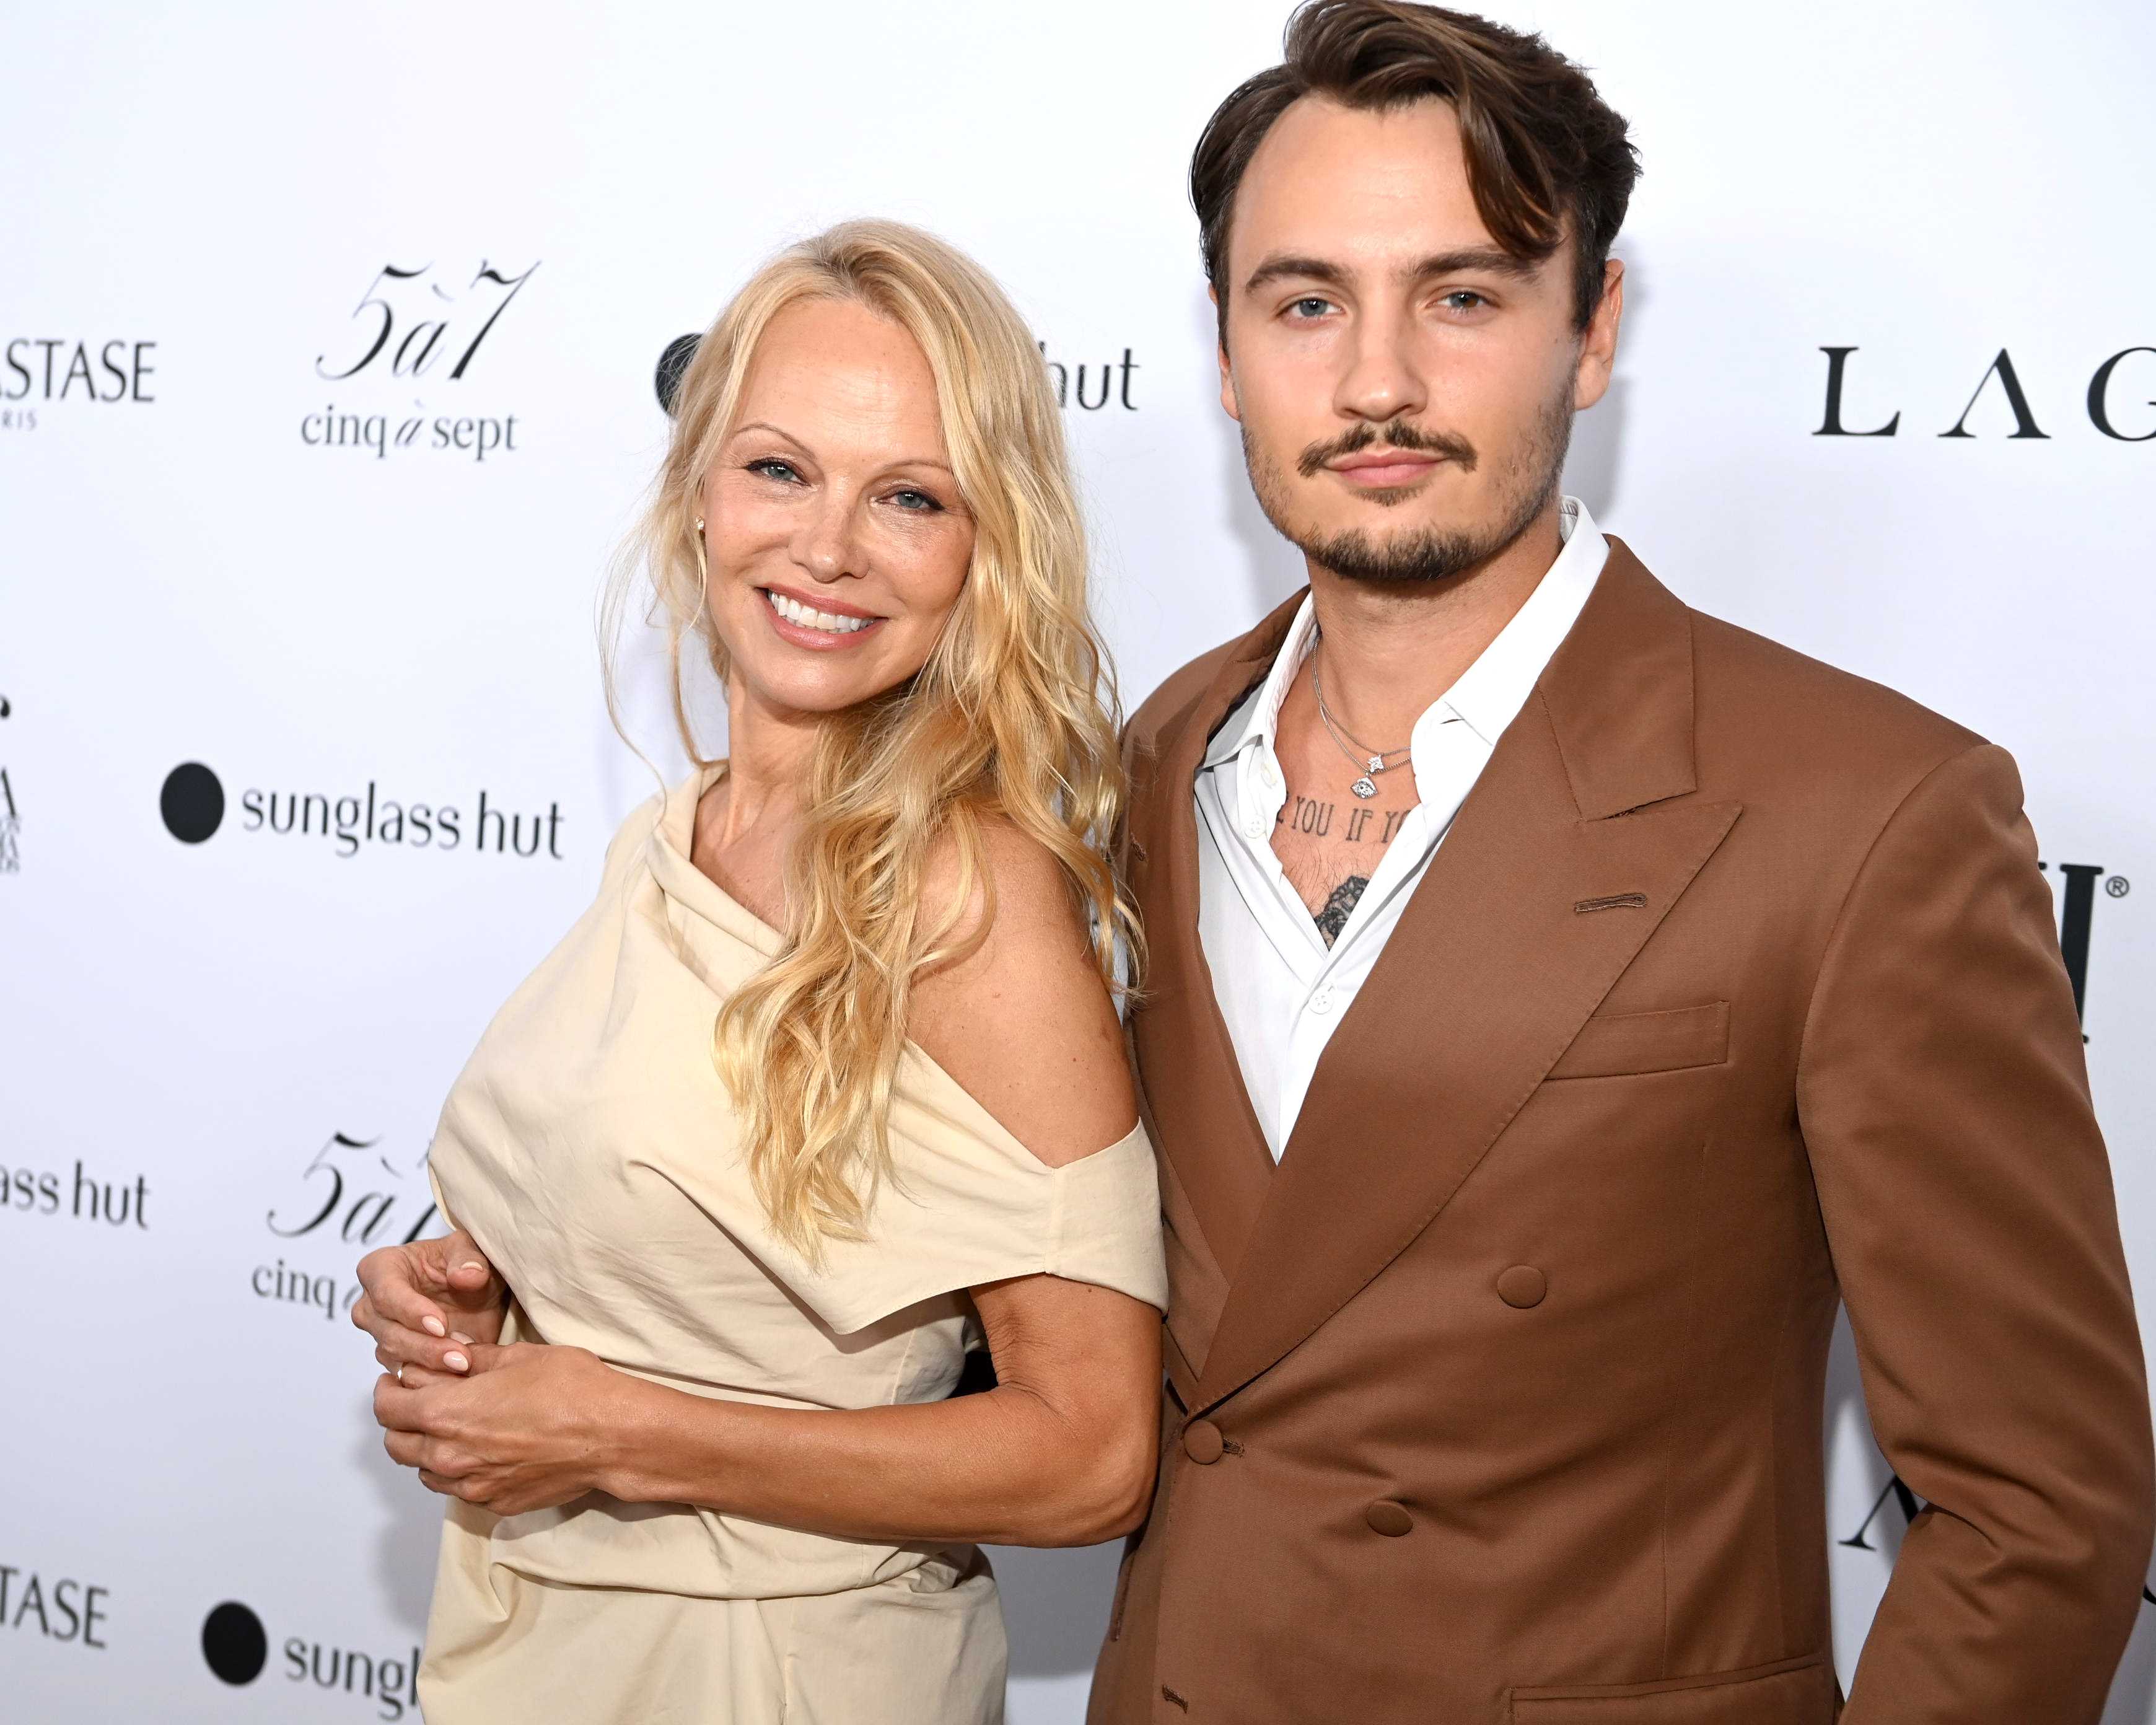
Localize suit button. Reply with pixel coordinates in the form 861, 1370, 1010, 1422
1365, 1499, 1413, 1537
1182, 1420, 1225, 1464
1496, 1265, 1547, 1308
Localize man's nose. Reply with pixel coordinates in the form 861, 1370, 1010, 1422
1332, 305, 1429, 425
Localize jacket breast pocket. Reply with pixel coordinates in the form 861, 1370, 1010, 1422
1510, 1655, 1830, 1722
1545, 1001, 1729, 1081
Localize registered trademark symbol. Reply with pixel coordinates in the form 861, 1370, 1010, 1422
2106, 876, 2130, 898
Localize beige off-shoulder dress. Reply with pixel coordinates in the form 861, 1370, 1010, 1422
416, 768, 1166, 1724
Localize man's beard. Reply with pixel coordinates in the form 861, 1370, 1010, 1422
1243, 388, 1575, 586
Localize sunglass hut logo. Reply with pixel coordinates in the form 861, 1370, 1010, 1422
302, 259, 536, 462
159, 762, 565, 861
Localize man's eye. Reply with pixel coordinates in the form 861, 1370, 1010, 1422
1442, 291, 1488, 312
748, 458, 801, 483
1287, 297, 1333, 320
888, 488, 942, 512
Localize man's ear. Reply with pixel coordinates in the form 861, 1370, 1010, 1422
1573, 258, 1624, 412
1212, 286, 1242, 423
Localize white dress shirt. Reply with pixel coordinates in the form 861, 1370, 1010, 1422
1193, 498, 1609, 1159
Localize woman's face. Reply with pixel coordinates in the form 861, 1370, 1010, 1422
701, 298, 975, 722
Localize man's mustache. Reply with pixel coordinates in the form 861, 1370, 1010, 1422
1295, 419, 1478, 480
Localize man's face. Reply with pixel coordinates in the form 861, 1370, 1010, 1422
1218, 94, 1620, 584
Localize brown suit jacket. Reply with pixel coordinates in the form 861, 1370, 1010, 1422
1088, 542, 2153, 1724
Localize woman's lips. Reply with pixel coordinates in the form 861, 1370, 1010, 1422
761, 586, 886, 647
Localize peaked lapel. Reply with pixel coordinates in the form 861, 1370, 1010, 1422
1191, 543, 1742, 1413
1124, 594, 1305, 1295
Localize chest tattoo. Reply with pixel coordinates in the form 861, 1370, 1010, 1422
1313, 874, 1369, 947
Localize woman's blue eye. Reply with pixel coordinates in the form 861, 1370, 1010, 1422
749, 459, 800, 483
889, 489, 941, 512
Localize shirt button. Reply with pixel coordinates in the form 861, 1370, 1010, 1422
1309, 988, 1334, 1016
1260, 761, 1279, 787
1245, 819, 1265, 839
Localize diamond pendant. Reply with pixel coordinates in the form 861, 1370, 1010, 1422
1351, 775, 1378, 799
1367, 756, 1385, 775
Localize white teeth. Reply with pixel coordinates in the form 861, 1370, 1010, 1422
767, 591, 871, 634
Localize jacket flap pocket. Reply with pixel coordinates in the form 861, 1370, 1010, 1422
1512, 1655, 1829, 1723
1546, 1001, 1729, 1081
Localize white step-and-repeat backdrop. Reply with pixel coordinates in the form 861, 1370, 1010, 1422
4, 2, 2152, 1719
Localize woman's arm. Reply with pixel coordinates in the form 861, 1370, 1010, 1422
372, 820, 1162, 1545
379, 1270, 1159, 1545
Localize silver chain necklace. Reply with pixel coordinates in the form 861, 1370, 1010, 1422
1310, 638, 1409, 799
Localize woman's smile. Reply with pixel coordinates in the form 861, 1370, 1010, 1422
759, 583, 887, 647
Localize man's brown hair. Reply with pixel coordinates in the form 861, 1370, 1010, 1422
1191, 0, 1638, 333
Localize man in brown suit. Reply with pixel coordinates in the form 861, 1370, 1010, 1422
1089, 4, 2154, 1721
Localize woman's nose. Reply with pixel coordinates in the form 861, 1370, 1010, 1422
795, 490, 864, 584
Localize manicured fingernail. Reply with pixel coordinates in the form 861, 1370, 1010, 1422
450, 1332, 474, 1346
460, 1263, 484, 1275
421, 1317, 447, 1338
444, 1351, 469, 1372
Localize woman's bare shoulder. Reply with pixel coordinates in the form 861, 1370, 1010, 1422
910, 814, 1136, 1168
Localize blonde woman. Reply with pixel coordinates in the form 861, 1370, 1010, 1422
353, 222, 1164, 1724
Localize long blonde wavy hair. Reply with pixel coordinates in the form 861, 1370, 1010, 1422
604, 219, 1136, 1256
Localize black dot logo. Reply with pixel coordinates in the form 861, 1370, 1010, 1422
655, 333, 699, 416
160, 762, 224, 843
201, 1600, 267, 1685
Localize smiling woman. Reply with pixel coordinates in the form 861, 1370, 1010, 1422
350, 222, 1165, 1725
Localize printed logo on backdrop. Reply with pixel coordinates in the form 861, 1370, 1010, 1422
304, 260, 537, 462
1, 693, 16, 872
2040, 861, 2129, 1038
652, 335, 1142, 415
256, 1131, 440, 1325
1814, 345, 2156, 440
2, 1559, 110, 1650
1, 338, 156, 433
1838, 852, 2141, 1600
157, 762, 566, 860
203, 1599, 419, 1718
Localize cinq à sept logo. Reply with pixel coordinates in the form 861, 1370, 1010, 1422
302, 259, 536, 461
254, 1130, 440, 1325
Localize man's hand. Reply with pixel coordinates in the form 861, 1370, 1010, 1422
353, 1231, 508, 1380
374, 1343, 634, 1517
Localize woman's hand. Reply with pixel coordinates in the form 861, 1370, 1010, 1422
374, 1343, 637, 1517
353, 1230, 508, 1380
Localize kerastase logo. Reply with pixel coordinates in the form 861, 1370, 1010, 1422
302, 259, 537, 462
1, 338, 156, 433
1814, 345, 2156, 441
2, 1558, 110, 1651
158, 763, 566, 860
